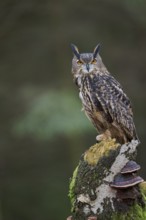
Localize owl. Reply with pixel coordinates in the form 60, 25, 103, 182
71, 44, 138, 144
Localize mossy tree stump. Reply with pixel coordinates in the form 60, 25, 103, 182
68, 139, 146, 220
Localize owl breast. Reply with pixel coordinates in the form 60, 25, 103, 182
78, 74, 111, 132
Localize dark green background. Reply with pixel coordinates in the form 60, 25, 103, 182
1, 0, 146, 219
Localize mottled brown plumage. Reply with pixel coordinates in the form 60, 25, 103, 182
71, 44, 138, 144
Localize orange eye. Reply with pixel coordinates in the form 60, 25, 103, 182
77, 60, 83, 65
91, 59, 97, 64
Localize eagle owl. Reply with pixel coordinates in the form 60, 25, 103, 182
71, 44, 138, 144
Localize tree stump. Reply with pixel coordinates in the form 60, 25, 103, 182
68, 139, 146, 220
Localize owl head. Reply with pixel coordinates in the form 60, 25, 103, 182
71, 44, 105, 76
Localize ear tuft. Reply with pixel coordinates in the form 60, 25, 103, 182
93, 44, 100, 59
71, 44, 80, 59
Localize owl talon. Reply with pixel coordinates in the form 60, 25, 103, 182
96, 130, 112, 142
96, 134, 104, 142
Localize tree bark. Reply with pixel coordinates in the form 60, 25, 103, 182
68, 139, 146, 220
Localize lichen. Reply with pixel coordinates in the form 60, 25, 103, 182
84, 139, 119, 166
69, 166, 79, 211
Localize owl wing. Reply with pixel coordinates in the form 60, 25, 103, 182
89, 74, 137, 139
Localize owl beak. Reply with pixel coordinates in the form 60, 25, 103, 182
86, 64, 90, 72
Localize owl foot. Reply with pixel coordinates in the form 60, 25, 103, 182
96, 134, 105, 142
66, 216, 73, 220
96, 130, 112, 142
87, 217, 97, 220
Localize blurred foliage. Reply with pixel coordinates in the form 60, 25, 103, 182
13, 89, 92, 140
0, 0, 146, 220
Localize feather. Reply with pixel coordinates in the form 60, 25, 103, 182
81, 73, 138, 142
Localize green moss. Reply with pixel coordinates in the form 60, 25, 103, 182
84, 139, 119, 165
68, 166, 79, 211
140, 182, 146, 197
